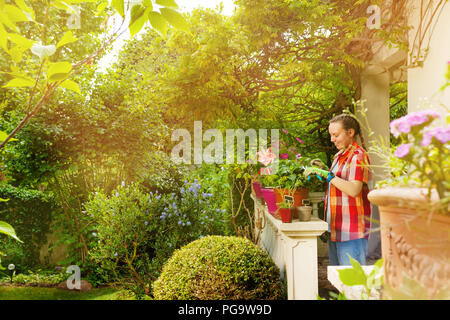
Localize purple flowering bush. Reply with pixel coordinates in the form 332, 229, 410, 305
380, 109, 449, 214
85, 180, 227, 297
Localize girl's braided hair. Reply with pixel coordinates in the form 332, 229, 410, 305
329, 113, 367, 151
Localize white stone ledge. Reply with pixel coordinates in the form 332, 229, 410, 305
252, 195, 328, 300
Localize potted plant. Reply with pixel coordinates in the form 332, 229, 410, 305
273, 159, 310, 211
276, 197, 295, 223
259, 173, 280, 216
367, 109, 449, 299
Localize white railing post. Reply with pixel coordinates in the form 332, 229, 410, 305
253, 195, 328, 300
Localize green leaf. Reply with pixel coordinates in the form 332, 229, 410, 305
59, 79, 80, 94
129, 4, 148, 38
156, 0, 179, 9
4, 4, 29, 22
56, 31, 78, 48
96, 1, 108, 14
8, 44, 29, 63
8, 32, 34, 49
0, 23, 7, 51
148, 11, 168, 37
65, 0, 97, 3
142, 0, 153, 9
0, 221, 23, 243
373, 258, 383, 269
3, 77, 34, 88
337, 256, 367, 286
160, 8, 189, 32
13, 0, 34, 20
47, 61, 72, 82
111, 0, 124, 17
51, 0, 75, 12
31, 44, 56, 60
0, 130, 17, 142
0, 11, 17, 31
0, 198, 9, 202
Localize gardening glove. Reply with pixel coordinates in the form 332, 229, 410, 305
304, 166, 329, 181
309, 158, 329, 170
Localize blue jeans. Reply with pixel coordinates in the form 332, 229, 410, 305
328, 237, 368, 266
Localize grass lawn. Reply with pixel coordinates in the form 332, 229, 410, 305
0, 285, 137, 300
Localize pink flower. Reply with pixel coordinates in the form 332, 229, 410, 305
282, 129, 289, 134
394, 143, 412, 158
295, 137, 303, 144
390, 119, 402, 138
280, 153, 288, 159
257, 147, 276, 166
421, 126, 450, 146
259, 167, 273, 175
406, 112, 429, 126
295, 153, 302, 160
390, 110, 441, 137
397, 120, 411, 135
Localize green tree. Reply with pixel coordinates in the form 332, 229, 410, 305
0, 0, 188, 149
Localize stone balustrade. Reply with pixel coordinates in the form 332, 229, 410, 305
252, 195, 328, 300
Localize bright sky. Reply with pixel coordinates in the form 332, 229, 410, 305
97, 0, 236, 71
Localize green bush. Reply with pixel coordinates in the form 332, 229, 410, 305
85, 180, 228, 297
153, 235, 286, 300
0, 184, 55, 268
0, 269, 67, 286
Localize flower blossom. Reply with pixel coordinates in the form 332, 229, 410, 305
259, 166, 273, 175
280, 153, 289, 159
421, 126, 450, 146
394, 143, 412, 158
257, 147, 276, 166
390, 110, 441, 138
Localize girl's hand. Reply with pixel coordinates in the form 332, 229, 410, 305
304, 166, 329, 179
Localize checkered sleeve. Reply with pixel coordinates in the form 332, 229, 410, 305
347, 151, 370, 184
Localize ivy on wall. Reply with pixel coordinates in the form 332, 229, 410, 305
0, 184, 56, 268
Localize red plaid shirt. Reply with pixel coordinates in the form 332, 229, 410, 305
324, 141, 372, 242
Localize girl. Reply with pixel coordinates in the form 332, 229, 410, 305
324, 114, 373, 266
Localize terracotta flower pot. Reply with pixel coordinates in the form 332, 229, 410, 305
261, 188, 278, 215
368, 187, 450, 299
274, 188, 309, 207
274, 188, 309, 219
278, 208, 293, 223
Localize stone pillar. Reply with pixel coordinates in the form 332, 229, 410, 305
253, 196, 328, 300
358, 69, 391, 260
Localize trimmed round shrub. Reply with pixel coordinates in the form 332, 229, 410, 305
153, 235, 286, 300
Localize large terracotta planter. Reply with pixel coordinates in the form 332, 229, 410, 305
368, 187, 450, 299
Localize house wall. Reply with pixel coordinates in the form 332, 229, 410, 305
407, 1, 450, 120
